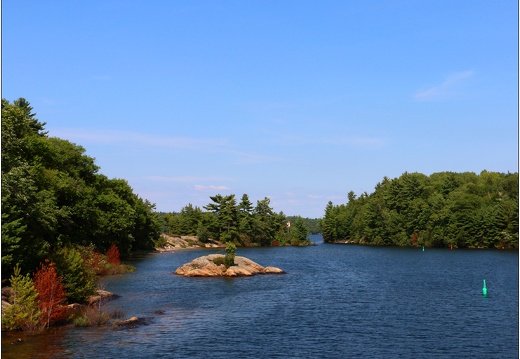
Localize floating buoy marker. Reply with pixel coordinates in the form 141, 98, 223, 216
422, 246, 424, 252
482, 279, 488, 297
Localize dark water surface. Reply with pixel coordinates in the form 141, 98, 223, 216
3, 236, 518, 358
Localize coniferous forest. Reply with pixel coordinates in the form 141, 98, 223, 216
159, 194, 312, 247
321, 171, 518, 249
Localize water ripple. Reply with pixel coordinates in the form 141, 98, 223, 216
3, 239, 518, 358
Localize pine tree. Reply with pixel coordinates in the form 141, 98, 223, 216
1, 264, 41, 331
224, 242, 236, 268
55, 247, 96, 303
292, 217, 310, 245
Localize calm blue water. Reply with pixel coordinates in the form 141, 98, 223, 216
3, 235, 519, 358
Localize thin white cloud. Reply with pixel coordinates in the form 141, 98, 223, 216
307, 194, 323, 199
194, 184, 230, 191
49, 128, 228, 150
326, 195, 345, 201
263, 132, 386, 148
145, 176, 234, 183
414, 70, 474, 101
50, 128, 287, 168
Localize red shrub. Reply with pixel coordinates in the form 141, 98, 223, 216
90, 251, 107, 275
106, 244, 121, 266
33, 260, 67, 327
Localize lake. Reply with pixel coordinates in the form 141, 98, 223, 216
2, 235, 518, 358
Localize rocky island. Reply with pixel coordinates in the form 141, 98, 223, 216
174, 254, 284, 277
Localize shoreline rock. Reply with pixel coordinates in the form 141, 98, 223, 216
86, 290, 118, 305
174, 254, 285, 277
113, 316, 151, 329
156, 234, 224, 252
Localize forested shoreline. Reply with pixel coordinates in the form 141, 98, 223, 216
321, 171, 518, 249
159, 194, 312, 247
2, 98, 163, 331
0, 98, 313, 332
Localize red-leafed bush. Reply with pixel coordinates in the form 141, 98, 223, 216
90, 251, 107, 275
33, 260, 67, 328
106, 244, 121, 266
78, 244, 107, 275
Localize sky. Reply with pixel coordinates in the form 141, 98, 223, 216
2, 1, 518, 218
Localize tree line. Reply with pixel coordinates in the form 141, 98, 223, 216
287, 216, 321, 234
1, 98, 162, 284
160, 194, 311, 247
321, 171, 518, 249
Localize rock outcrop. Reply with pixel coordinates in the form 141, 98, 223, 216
156, 235, 224, 251
87, 290, 118, 305
174, 254, 284, 277
113, 316, 151, 329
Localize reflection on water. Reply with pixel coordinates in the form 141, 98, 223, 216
3, 236, 518, 358
2, 327, 69, 359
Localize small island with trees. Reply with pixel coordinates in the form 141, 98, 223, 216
174, 242, 285, 277
158, 194, 314, 248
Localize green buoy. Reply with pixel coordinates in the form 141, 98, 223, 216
482, 279, 488, 296
422, 246, 424, 252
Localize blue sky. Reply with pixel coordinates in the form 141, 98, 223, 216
3, 1, 518, 218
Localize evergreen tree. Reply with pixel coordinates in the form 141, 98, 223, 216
1, 265, 41, 331
224, 242, 236, 268
291, 217, 310, 245
54, 247, 96, 303
238, 194, 254, 215
219, 195, 238, 242
252, 197, 277, 246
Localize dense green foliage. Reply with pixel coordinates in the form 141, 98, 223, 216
1, 98, 162, 282
53, 247, 96, 303
287, 216, 320, 234
160, 194, 311, 246
321, 171, 518, 249
289, 217, 310, 245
